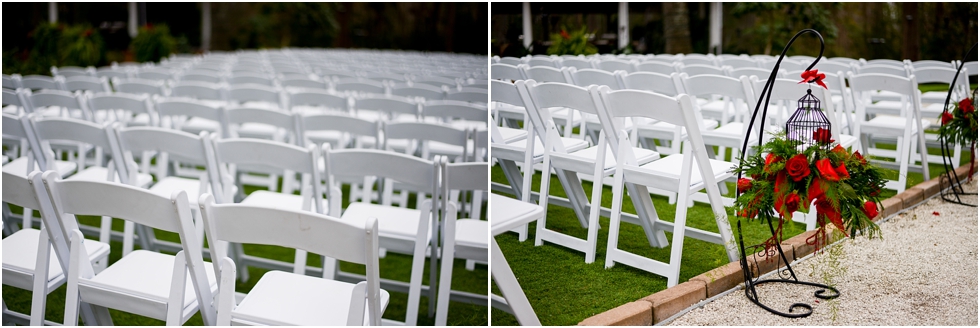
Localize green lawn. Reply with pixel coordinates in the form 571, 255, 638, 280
3, 178, 489, 326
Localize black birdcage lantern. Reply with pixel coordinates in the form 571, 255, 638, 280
785, 88, 832, 149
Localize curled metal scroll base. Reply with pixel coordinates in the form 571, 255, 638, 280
737, 220, 840, 318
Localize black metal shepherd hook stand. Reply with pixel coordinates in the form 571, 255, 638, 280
733, 28, 840, 318
938, 42, 978, 207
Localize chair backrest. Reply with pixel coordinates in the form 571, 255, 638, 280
228, 74, 275, 87
635, 61, 678, 75
280, 77, 327, 90
287, 89, 350, 113
364, 71, 408, 83
680, 56, 717, 66
595, 58, 636, 73
3, 74, 23, 89
88, 92, 156, 125
181, 72, 224, 84
59, 66, 95, 77
21, 75, 65, 91
856, 64, 909, 77
392, 84, 445, 101
497, 57, 523, 66
526, 57, 558, 68
520, 65, 570, 83
334, 78, 386, 95
490, 63, 525, 81
29, 116, 124, 167
2, 89, 25, 108
171, 81, 226, 101
64, 76, 111, 93
227, 107, 299, 142
384, 121, 468, 158
813, 60, 854, 75
324, 148, 438, 196
210, 138, 324, 213
227, 84, 283, 109
679, 73, 755, 103
197, 195, 382, 325
414, 75, 460, 89
155, 98, 225, 124
566, 67, 624, 90
422, 100, 487, 123
560, 57, 595, 70
680, 64, 728, 77
3, 171, 42, 211
111, 78, 167, 96
730, 67, 781, 80
445, 88, 488, 103
301, 113, 379, 148
619, 72, 682, 96
355, 95, 419, 119
136, 69, 176, 82
33, 170, 215, 323
865, 58, 906, 68
721, 57, 758, 69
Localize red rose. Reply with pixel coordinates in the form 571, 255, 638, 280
959, 98, 975, 114
853, 150, 867, 164
813, 127, 834, 144
815, 158, 840, 182
785, 154, 811, 182
863, 200, 879, 219
764, 153, 783, 174
832, 144, 847, 155
560, 30, 570, 40
941, 111, 954, 125
834, 163, 849, 180
737, 178, 753, 193
785, 193, 801, 213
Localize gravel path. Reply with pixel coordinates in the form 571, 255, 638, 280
668, 179, 979, 326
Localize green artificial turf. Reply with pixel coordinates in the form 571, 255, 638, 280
2, 175, 489, 326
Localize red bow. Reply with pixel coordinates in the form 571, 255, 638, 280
799, 69, 828, 89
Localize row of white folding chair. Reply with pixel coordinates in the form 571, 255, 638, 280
0, 114, 435, 322
491, 78, 739, 287
5, 166, 388, 326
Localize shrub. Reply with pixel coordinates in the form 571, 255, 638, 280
130, 24, 176, 63
58, 25, 104, 67
546, 26, 597, 56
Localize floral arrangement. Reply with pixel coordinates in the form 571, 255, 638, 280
546, 26, 597, 56
938, 90, 978, 177
731, 129, 888, 254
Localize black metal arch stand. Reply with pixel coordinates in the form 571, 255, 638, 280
733, 28, 840, 318
938, 43, 978, 207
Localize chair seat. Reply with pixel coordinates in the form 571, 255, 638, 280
2, 228, 110, 289
67, 166, 153, 188
496, 126, 527, 143
455, 219, 489, 250
504, 135, 589, 159
81, 250, 217, 320
489, 194, 544, 235
341, 202, 432, 243
305, 130, 345, 147
231, 270, 390, 326
864, 100, 903, 115
556, 144, 659, 173
148, 177, 212, 206
2, 156, 76, 178
181, 117, 222, 136
631, 153, 735, 192
241, 190, 323, 212
861, 115, 932, 136
921, 91, 950, 104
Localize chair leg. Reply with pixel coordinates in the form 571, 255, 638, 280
404, 240, 427, 326
896, 135, 910, 193
30, 229, 51, 326
434, 228, 456, 325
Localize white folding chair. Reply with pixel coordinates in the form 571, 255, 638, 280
87, 92, 157, 127
593, 86, 738, 287
681, 73, 759, 162
111, 77, 167, 97
848, 72, 931, 193
288, 89, 351, 115
519, 80, 659, 263
32, 171, 217, 325
63, 76, 111, 94
635, 61, 679, 75
323, 148, 438, 326
2, 171, 110, 325
199, 194, 388, 326
434, 160, 488, 326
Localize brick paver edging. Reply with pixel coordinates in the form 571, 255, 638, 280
578, 163, 976, 326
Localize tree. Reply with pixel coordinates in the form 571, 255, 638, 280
663, 3, 692, 54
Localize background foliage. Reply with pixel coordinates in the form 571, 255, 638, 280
130, 24, 176, 63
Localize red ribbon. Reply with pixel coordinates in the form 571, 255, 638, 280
799, 69, 828, 89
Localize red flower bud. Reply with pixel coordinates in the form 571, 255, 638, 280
785, 193, 801, 213
853, 150, 867, 164
834, 163, 849, 180
863, 201, 879, 219
737, 178, 752, 193
959, 98, 975, 114
941, 111, 954, 125
813, 127, 834, 144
